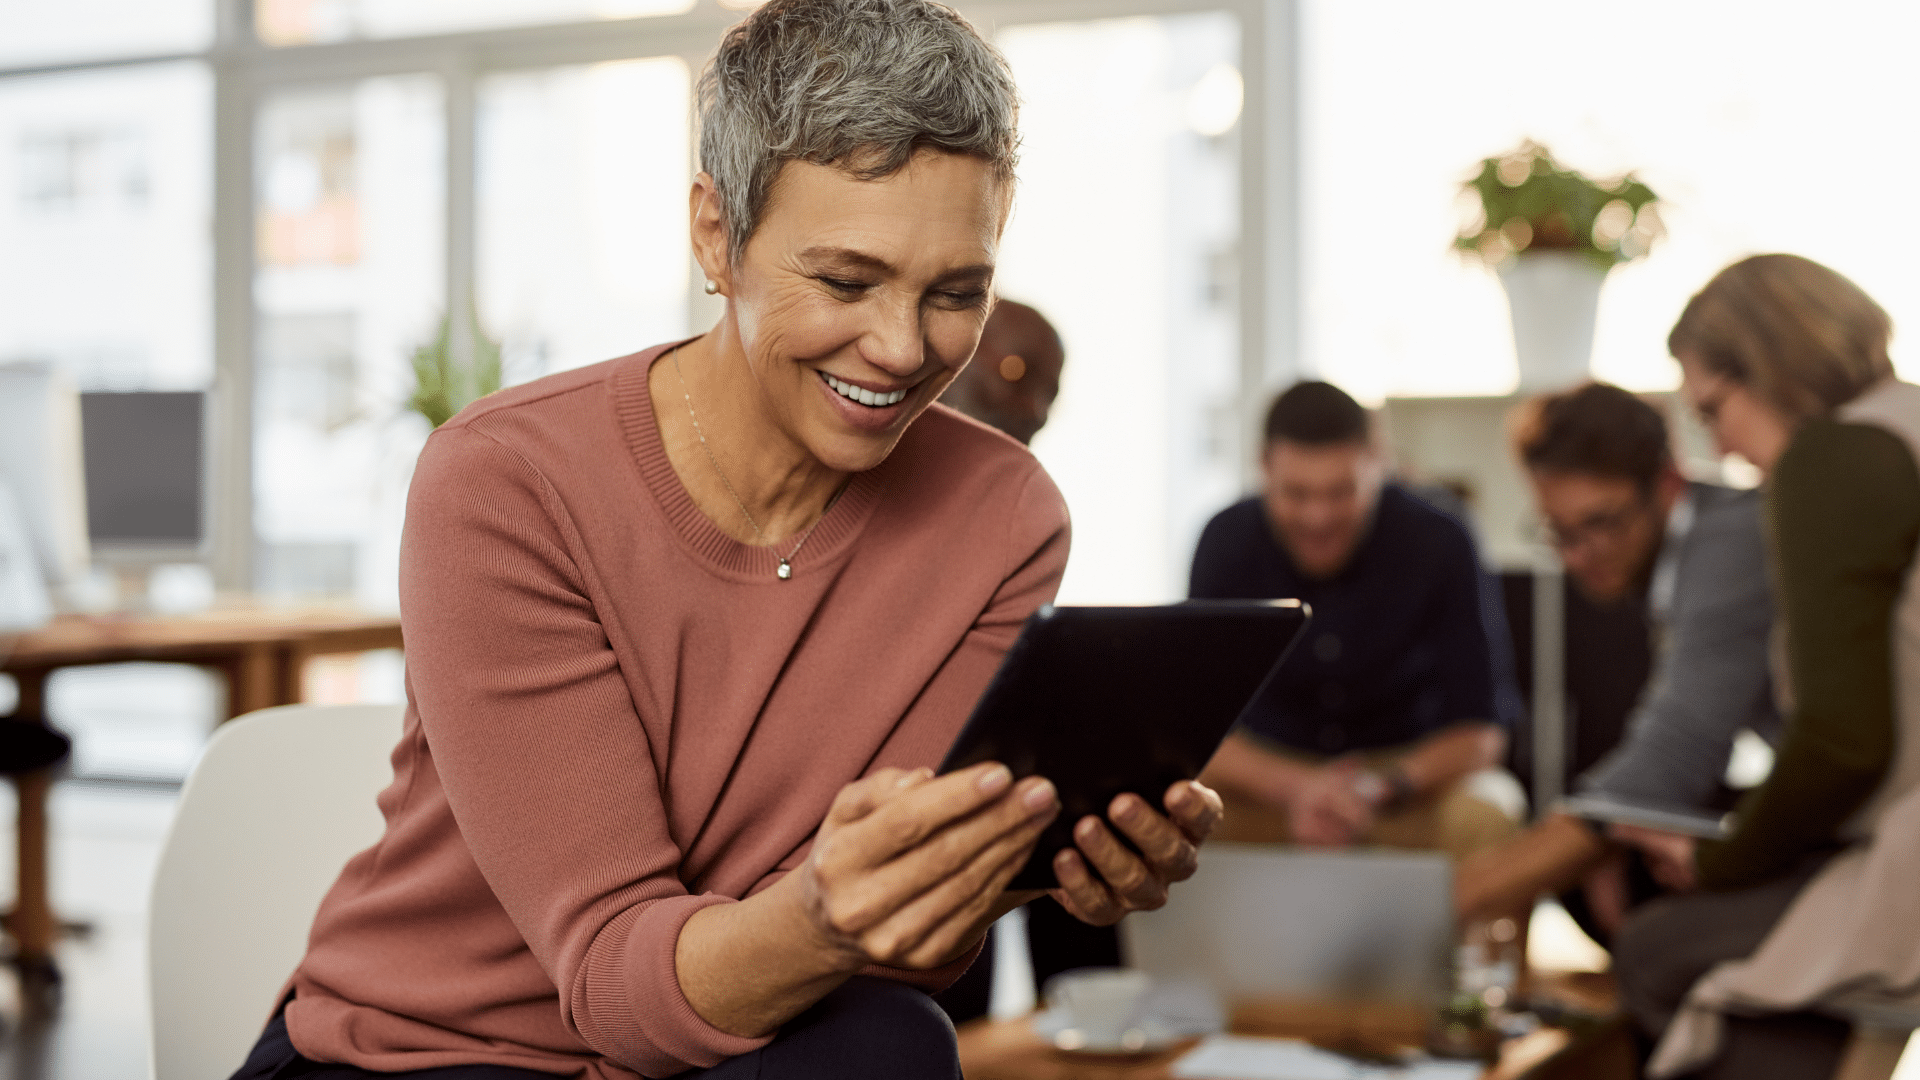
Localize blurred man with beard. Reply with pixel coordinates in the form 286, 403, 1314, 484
1194, 381, 1525, 859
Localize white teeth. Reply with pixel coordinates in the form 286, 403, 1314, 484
823, 373, 907, 407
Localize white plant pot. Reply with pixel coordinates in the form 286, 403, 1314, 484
1498, 251, 1610, 391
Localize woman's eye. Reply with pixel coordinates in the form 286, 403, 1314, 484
819, 277, 868, 295
935, 290, 988, 308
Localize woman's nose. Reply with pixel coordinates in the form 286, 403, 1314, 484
859, 300, 926, 376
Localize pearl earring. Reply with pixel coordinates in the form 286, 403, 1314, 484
704, 280, 720, 295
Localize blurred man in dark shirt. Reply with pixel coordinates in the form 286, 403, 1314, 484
940, 298, 1063, 446
1193, 381, 1524, 859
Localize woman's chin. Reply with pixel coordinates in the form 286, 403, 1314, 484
804, 430, 900, 475
797, 391, 926, 473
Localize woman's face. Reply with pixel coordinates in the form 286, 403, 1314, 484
1676, 352, 1795, 474
717, 151, 1010, 474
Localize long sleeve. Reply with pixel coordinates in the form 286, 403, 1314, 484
1579, 493, 1775, 807
401, 425, 769, 1075
849, 462, 1071, 989
1696, 423, 1920, 890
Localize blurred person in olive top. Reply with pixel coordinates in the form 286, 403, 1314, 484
1610, 255, 1920, 1080
1454, 383, 1778, 944
939, 298, 1064, 446
1192, 381, 1525, 860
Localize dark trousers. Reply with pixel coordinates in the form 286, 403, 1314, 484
934, 897, 1122, 1027
232, 978, 961, 1080
1613, 858, 1849, 1080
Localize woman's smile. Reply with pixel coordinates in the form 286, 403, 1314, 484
814, 369, 923, 434
820, 371, 910, 408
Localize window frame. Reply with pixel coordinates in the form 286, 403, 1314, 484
0, 0, 1298, 589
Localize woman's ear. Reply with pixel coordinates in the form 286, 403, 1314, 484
689, 172, 732, 296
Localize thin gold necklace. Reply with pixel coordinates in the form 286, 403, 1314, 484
669, 344, 839, 580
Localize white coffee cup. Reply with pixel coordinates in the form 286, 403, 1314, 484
1043, 968, 1152, 1051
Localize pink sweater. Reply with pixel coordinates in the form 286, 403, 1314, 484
285, 343, 1070, 1078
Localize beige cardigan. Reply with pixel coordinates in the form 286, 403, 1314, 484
1652, 380, 1920, 1076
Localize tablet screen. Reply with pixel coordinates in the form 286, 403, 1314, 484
938, 601, 1309, 889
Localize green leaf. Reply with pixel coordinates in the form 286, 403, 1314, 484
406, 303, 505, 429
1453, 140, 1661, 267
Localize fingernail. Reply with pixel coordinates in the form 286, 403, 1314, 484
1115, 797, 1142, 822
1077, 817, 1099, 840
977, 765, 1012, 793
1023, 779, 1057, 813
1168, 785, 1191, 810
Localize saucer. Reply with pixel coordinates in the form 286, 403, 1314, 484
1030, 1009, 1183, 1055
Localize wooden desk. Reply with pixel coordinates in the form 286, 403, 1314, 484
957, 986, 1635, 1080
1, 605, 404, 986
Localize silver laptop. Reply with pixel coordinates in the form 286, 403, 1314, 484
1121, 844, 1454, 1009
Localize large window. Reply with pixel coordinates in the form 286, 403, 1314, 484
252, 75, 444, 607
477, 57, 691, 380
0, 0, 212, 68
1300, 0, 1920, 402
0, 63, 211, 391
998, 13, 1242, 604
0, 0, 1287, 616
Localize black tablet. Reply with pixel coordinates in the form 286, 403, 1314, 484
1559, 793, 1735, 840
937, 600, 1310, 889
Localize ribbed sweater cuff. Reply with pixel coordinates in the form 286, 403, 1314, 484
584, 893, 771, 1076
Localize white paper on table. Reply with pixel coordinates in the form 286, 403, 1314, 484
1170, 1035, 1483, 1080
1169, 1036, 1354, 1080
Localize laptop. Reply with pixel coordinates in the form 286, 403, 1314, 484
1121, 844, 1454, 1010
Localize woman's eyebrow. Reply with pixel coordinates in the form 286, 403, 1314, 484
798, 246, 894, 274
797, 246, 993, 283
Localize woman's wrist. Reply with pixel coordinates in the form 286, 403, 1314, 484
778, 869, 874, 975
675, 875, 868, 1038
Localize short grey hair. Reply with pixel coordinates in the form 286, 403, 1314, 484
697, 0, 1020, 264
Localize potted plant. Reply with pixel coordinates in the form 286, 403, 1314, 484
1456, 141, 1662, 390
407, 307, 503, 429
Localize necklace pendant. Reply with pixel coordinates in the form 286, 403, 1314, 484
776, 560, 793, 581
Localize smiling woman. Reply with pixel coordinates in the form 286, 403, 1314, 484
226, 3, 1224, 1080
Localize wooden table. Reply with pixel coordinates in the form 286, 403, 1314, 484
0, 604, 404, 987
957, 981, 1636, 1080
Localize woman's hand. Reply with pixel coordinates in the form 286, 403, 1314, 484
1608, 823, 1698, 893
1050, 779, 1224, 926
798, 763, 1058, 971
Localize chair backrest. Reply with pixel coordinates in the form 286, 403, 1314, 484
148, 702, 403, 1080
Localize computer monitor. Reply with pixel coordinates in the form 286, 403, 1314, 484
79, 390, 206, 561
0, 363, 91, 594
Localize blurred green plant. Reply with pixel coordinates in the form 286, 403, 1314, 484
1456, 140, 1663, 271
407, 308, 502, 428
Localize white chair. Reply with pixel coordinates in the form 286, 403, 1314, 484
148, 703, 403, 1080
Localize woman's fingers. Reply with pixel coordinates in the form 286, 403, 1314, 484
1164, 780, 1224, 845
839, 776, 1056, 929
1051, 848, 1125, 925
1109, 794, 1200, 883
819, 763, 1012, 869
1070, 814, 1169, 910
853, 793, 1055, 967
824, 767, 932, 828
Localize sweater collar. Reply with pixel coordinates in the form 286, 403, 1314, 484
611, 339, 886, 582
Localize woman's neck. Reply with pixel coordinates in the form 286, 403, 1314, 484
650, 323, 847, 547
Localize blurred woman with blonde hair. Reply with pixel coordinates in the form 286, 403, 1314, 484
1612, 254, 1920, 1079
